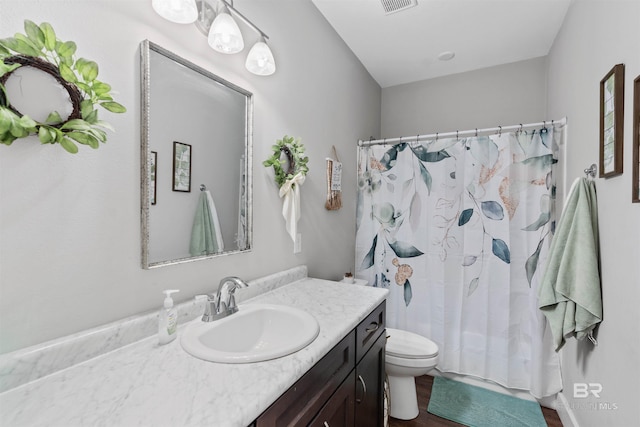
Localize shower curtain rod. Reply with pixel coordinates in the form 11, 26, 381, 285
357, 117, 567, 147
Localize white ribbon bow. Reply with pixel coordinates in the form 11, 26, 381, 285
279, 172, 306, 243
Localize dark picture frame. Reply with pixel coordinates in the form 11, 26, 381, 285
150, 151, 157, 205
172, 141, 192, 192
599, 63, 625, 178
633, 75, 640, 203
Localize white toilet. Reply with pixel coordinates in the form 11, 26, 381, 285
385, 328, 439, 420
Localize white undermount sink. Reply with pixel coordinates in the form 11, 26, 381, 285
180, 304, 320, 363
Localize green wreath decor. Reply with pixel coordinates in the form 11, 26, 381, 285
0, 20, 126, 153
263, 135, 309, 188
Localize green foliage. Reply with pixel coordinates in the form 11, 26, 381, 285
262, 135, 309, 188
0, 20, 126, 153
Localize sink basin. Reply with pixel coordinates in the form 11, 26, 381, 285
181, 304, 320, 363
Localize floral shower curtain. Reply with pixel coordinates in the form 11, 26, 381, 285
355, 128, 563, 398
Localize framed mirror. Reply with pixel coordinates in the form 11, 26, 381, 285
140, 40, 253, 269
599, 63, 624, 178
633, 75, 639, 203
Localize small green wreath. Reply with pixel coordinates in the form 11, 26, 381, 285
262, 135, 309, 188
0, 20, 126, 154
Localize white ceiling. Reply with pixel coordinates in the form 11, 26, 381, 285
311, 0, 572, 88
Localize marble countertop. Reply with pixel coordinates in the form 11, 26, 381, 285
0, 278, 387, 427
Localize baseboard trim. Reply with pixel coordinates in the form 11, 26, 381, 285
556, 392, 579, 427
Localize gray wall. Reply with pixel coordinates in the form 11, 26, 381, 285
381, 56, 548, 138
546, 1, 640, 426
0, 0, 381, 354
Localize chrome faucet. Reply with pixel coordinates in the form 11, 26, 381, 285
202, 276, 249, 322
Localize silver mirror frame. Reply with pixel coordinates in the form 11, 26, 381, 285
140, 40, 253, 269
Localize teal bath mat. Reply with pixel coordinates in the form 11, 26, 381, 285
427, 376, 546, 427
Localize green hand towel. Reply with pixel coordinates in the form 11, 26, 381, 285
190, 191, 223, 256
538, 178, 601, 351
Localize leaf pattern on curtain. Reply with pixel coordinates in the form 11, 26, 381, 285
356, 130, 557, 306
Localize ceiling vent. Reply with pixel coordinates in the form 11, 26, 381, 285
381, 0, 418, 15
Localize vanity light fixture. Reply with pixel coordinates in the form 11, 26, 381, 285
153, 0, 276, 76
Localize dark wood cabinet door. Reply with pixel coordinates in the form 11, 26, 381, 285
255, 331, 355, 427
309, 372, 356, 427
355, 331, 386, 427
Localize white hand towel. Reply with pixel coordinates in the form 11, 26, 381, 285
279, 172, 306, 244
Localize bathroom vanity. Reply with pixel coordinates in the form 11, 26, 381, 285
0, 267, 388, 427
255, 301, 386, 426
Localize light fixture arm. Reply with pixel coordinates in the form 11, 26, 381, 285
218, 0, 269, 40
197, 0, 268, 40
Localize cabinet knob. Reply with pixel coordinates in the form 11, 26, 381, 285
356, 374, 367, 404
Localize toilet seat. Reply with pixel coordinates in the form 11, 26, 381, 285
386, 328, 439, 359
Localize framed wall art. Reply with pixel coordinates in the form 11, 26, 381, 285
633, 75, 639, 203
150, 151, 157, 205
172, 141, 192, 192
599, 63, 625, 178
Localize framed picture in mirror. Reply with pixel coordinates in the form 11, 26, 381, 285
599, 63, 625, 178
150, 151, 157, 205
172, 141, 192, 192
633, 75, 639, 203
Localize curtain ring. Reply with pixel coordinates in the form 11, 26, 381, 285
519, 124, 523, 133
456, 130, 459, 140
498, 126, 502, 137
383, 138, 387, 146
475, 128, 478, 137
435, 132, 439, 141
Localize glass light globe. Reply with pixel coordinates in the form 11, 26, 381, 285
245, 40, 276, 76
208, 12, 244, 54
152, 0, 198, 24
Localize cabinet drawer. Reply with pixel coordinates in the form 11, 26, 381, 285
256, 330, 355, 427
355, 301, 385, 362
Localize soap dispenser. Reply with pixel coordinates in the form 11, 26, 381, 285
158, 289, 180, 345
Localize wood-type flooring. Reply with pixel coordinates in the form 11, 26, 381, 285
388, 375, 563, 427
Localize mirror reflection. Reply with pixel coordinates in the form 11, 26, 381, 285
140, 40, 253, 269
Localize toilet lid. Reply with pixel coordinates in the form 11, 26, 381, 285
386, 328, 439, 359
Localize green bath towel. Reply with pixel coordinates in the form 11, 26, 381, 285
538, 178, 601, 351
